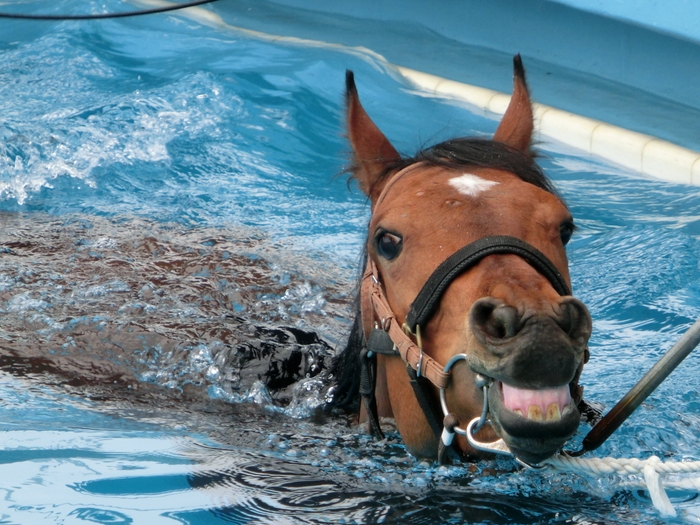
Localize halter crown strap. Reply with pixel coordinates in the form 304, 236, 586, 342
404, 235, 571, 333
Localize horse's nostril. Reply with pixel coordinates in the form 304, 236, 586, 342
492, 305, 520, 338
557, 298, 592, 344
470, 298, 520, 340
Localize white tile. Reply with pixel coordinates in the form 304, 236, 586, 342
591, 123, 652, 173
538, 108, 600, 153
437, 80, 496, 111
487, 93, 511, 115
642, 140, 697, 185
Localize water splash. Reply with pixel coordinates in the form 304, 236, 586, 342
0, 213, 349, 415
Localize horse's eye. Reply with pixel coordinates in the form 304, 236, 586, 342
560, 221, 576, 246
375, 231, 403, 261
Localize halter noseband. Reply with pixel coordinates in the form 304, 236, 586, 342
404, 235, 571, 333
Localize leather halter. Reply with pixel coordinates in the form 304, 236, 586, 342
361, 235, 571, 389
358, 162, 574, 444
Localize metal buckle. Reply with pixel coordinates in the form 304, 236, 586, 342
416, 351, 424, 378
438, 354, 545, 470
401, 323, 426, 378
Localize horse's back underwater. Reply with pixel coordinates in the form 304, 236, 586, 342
331, 56, 592, 465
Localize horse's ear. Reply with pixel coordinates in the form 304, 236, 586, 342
493, 55, 534, 154
346, 70, 401, 198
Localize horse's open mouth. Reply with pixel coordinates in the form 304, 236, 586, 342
486, 380, 580, 464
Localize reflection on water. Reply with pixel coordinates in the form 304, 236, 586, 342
3, 422, 641, 525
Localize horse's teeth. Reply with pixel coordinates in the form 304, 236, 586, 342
546, 402, 561, 421
527, 405, 543, 421
513, 409, 523, 416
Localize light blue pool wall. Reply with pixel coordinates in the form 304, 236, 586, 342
556, 0, 700, 44
219, 0, 700, 154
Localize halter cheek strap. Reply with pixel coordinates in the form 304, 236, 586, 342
360, 259, 451, 390
359, 257, 450, 442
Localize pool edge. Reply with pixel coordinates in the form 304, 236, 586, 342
398, 67, 700, 185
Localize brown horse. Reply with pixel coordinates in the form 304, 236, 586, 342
331, 56, 592, 465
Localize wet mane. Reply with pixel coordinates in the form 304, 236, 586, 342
330, 137, 562, 410
357, 137, 560, 200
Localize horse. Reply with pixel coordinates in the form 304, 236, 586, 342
331, 56, 593, 465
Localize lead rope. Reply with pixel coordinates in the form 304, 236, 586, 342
541, 454, 700, 518
543, 315, 700, 517
464, 412, 700, 518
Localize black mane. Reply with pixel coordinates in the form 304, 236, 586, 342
329, 137, 561, 411
365, 137, 559, 199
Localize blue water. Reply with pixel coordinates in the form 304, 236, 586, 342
1, 1, 700, 523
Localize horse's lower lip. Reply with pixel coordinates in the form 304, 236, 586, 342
487, 380, 580, 464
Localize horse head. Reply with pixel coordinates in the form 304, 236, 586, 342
342, 56, 592, 465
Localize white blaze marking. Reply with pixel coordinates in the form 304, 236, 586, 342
448, 173, 499, 197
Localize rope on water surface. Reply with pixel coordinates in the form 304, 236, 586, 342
0, 0, 219, 20
542, 454, 700, 517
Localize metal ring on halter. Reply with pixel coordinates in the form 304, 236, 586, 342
438, 353, 469, 436
438, 355, 547, 469
465, 418, 547, 469
472, 384, 490, 433
465, 417, 512, 456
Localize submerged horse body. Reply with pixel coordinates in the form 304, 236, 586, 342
332, 56, 592, 464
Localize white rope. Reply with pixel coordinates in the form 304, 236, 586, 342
543, 454, 700, 517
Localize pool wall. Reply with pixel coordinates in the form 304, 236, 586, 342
258, 0, 700, 111
142, 0, 700, 184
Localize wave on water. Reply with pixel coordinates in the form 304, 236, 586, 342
0, 212, 355, 419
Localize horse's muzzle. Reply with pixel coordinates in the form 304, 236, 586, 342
467, 296, 592, 463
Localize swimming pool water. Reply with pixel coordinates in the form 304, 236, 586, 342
2, 1, 700, 523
